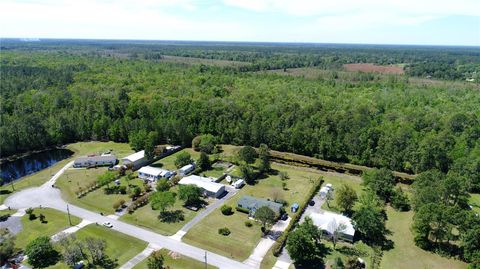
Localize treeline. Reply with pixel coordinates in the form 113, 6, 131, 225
1, 50, 479, 190
2, 39, 479, 80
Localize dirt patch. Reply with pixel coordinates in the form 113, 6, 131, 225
344, 63, 404, 74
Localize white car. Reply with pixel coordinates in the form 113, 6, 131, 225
103, 221, 113, 228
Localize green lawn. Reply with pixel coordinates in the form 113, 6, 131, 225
469, 193, 480, 213
15, 208, 81, 249
133, 248, 218, 269
75, 224, 148, 267
0, 142, 132, 204
184, 163, 321, 261
56, 167, 145, 215
381, 207, 467, 269
151, 148, 201, 171
201, 166, 227, 179
120, 186, 201, 236
320, 173, 364, 213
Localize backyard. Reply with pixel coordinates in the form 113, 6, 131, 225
133, 248, 218, 269
381, 207, 467, 269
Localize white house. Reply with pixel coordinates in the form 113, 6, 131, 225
308, 211, 355, 242
179, 164, 195, 176
74, 154, 117, 168
122, 150, 148, 170
138, 166, 173, 181
178, 175, 225, 198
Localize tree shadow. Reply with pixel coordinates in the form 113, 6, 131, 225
149, 163, 164, 168
0, 190, 12, 195
293, 259, 326, 269
96, 256, 118, 269
159, 210, 185, 223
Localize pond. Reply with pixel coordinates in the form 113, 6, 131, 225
0, 149, 74, 184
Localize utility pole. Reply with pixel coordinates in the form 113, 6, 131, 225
10, 179, 15, 191
204, 251, 207, 269
67, 204, 72, 226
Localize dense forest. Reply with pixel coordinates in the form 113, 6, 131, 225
1, 40, 480, 191
2, 39, 480, 80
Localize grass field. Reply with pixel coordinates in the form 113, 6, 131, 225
133, 248, 218, 269
381, 207, 467, 269
15, 208, 81, 249
151, 148, 201, 171
183, 162, 322, 261
120, 186, 201, 236
75, 224, 148, 267
0, 142, 133, 204
469, 193, 480, 213
56, 167, 144, 215
320, 173, 364, 213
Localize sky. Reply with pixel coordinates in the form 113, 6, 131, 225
1, 0, 479, 46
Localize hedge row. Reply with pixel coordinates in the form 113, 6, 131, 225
272, 177, 324, 256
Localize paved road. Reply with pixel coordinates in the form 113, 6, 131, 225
4, 163, 252, 269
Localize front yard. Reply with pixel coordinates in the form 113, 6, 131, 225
183, 163, 322, 261
133, 248, 218, 269
120, 185, 203, 236
56, 167, 145, 215
15, 208, 81, 249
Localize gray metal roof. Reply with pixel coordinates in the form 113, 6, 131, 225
237, 195, 283, 213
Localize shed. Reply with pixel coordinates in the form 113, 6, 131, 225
179, 164, 195, 176
291, 203, 299, 213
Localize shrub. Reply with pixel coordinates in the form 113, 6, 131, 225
245, 221, 253, 227
113, 201, 121, 211
218, 227, 231, 236
236, 206, 250, 214
118, 186, 127, 194
221, 205, 233, 215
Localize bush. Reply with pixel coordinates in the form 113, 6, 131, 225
245, 221, 253, 227
236, 206, 250, 214
113, 201, 121, 211
118, 186, 127, 194
221, 205, 233, 215
218, 227, 231, 236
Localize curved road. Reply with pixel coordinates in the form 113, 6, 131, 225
4, 163, 251, 269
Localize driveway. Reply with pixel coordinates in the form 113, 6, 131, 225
4, 162, 251, 269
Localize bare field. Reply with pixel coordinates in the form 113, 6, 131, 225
343, 63, 404, 74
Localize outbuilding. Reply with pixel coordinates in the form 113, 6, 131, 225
178, 175, 226, 198
138, 166, 173, 181
179, 164, 195, 176
232, 179, 245, 189
73, 154, 117, 168
122, 150, 148, 170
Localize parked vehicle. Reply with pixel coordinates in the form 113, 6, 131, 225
103, 221, 113, 228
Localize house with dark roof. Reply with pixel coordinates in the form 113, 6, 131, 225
237, 195, 283, 216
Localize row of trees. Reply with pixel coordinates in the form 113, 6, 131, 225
1, 51, 479, 192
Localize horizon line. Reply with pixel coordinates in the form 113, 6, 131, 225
2, 37, 479, 48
